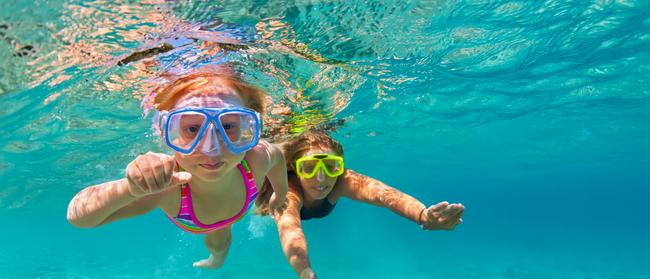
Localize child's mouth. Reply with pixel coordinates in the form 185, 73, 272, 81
199, 162, 224, 170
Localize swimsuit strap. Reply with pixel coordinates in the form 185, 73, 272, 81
239, 159, 258, 195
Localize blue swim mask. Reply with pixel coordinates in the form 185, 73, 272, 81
158, 106, 261, 156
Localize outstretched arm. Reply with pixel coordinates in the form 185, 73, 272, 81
340, 170, 464, 230
260, 141, 289, 212
67, 152, 189, 228
274, 186, 316, 278
67, 179, 141, 227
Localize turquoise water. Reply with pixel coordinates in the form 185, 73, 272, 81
1, 0, 649, 278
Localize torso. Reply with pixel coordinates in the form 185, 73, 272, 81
296, 171, 350, 220
300, 196, 336, 220
157, 141, 273, 232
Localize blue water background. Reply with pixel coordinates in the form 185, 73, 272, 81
1, 0, 649, 278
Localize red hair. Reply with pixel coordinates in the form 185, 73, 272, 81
152, 66, 266, 113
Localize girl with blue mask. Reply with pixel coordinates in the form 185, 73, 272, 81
67, 69, 289, 269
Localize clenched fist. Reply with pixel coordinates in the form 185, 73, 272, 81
125, 152, 192, 198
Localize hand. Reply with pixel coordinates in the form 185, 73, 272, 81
421, 201, 464, 230
300, 267, 317, 279
125, 152, 192, 198
268, 192, 287, 215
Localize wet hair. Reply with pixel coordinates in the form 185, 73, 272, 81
255, 130, 344, 215
152, 65, 265, 113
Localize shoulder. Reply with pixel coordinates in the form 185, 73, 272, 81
244, 140, 273, 168
244, 140, 282, 179
338, 169, 366, 188
246, 140, 284, 168
335, 169, 371, 196
246, 140, 282, 163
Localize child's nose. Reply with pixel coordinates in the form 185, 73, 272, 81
198, 123, 222, 156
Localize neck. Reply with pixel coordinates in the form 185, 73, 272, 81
302, 195, 324, 208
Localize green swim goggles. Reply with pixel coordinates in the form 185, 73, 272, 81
295, 154, 345, 179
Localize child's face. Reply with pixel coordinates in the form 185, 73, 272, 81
170, 90, 248, 182
297, 147, 341, 201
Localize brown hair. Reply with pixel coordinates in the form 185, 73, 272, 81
255, 130, 344, 215
152, 65, 266, 113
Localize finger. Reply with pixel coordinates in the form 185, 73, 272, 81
427, 201, 449, 213
126, 162, 147, 193
442, 213, 464, 229
437, 218, 457, 230
435, 207, 462, 224
450, 203, 465, 212
134, 159, 157, 193
427, 203, 451, 220
148, 157, 166, 192
172, 171, 192, 185
440, 204, 463, 218
449, 211, 463, 223
129, 162, 148, 191
448, 218, 462, 230
450, 207, 464, 220
161, 156, 174, 186
447, 210, 463, 223
148, 152, 171, 162
153, 155, 174, 188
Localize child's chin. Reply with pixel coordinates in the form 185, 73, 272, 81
192, 167, 223, 181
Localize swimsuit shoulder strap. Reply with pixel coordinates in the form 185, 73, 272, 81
237, 159, 258, 197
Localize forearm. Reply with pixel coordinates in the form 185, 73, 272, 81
66, 179, 136, 228
345, 172, 425, 224
275, 201, 312, 276
375, 186, 426, 224
268, 154, 288, 199
279, 226, 312, 275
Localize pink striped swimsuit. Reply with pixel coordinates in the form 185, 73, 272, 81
166, 160, 258, 234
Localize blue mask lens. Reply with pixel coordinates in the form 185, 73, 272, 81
163, 107, 261, 156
